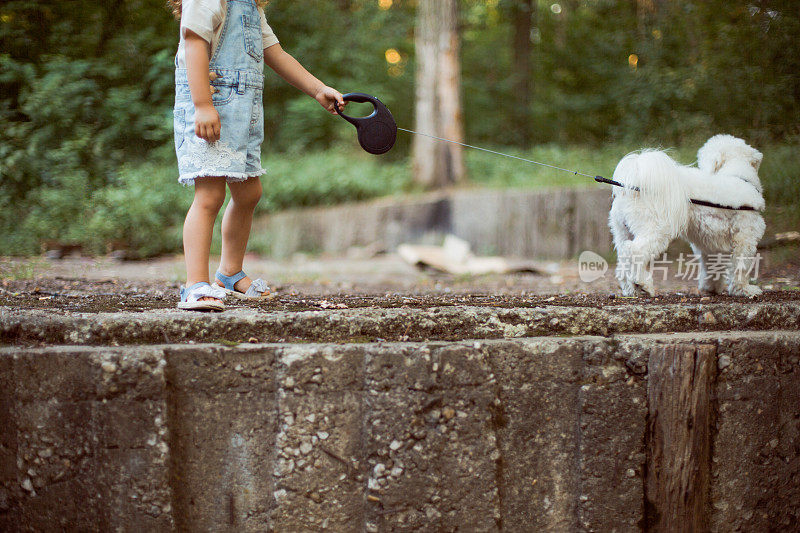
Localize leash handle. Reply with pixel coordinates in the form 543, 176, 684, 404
594, 175, 619, 187
334, 93, 379, 124
595, 175, 641, 192
334, 92, 397, 155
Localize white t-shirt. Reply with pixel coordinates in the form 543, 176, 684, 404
176, 0, 279, 68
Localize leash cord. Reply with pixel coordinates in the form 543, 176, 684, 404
397, 128, 597, 179
397, 127, 759, 212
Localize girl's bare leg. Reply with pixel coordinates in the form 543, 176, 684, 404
184, 177, 227, 300
217, 177, 263, 292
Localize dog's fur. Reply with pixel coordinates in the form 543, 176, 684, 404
609, 134, 766, 297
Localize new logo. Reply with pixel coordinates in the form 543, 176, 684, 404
578, 251, 608, 283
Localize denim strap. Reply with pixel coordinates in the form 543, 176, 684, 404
215, 270, 247, 290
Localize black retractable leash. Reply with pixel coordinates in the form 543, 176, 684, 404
334, 93, 758, 212
333, 93, 397, 155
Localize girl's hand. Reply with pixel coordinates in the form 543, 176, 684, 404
314, 86, 346, 115
195, 103, 221, 143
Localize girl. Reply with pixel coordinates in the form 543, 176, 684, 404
170, 0, 346, 310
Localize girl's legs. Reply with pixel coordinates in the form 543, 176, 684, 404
184, 177, 227, 300
217, 177, 264, 293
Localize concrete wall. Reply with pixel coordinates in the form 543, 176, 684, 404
2, 332, 799, 532
251, 187, 613, 259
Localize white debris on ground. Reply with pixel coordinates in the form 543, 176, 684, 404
398, 235, 559, 276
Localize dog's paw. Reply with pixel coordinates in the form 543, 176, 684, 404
633, 281, 656, 297
617, 279, 636, 297
729, 284, 762, 298
699, 281, 720, 295
699, 275, 727, 295
630, 268, 656, 297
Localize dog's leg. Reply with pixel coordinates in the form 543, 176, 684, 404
615, 242, 637, 296
690, 244, 725, 295
627, 230, 672, 297
609, 205, 636, 296
727, 232, 763, 298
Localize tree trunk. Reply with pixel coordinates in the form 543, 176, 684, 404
413, 0, 465, 189
511, 0, 535, 144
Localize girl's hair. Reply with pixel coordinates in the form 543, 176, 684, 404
167, 0, 269, 19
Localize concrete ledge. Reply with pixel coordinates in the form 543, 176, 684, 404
3, 300, 800, 346
1, 332, 798, 531
251, 187, 612, 259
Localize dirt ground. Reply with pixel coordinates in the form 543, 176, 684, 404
2, 252, 798, 313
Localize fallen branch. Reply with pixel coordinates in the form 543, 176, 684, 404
758, 231, 800, 250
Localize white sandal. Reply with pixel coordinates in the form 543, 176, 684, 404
178, 282, 227, 311
215, 270, 270, 299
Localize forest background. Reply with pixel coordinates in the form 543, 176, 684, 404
1, 0, 798, 257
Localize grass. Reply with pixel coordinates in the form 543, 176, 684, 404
0, 258, 46, 281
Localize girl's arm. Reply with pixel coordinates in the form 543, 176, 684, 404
264, 44, 345, 114
185, 30, 221, 142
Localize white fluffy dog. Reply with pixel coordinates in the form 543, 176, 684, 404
609, 134, 766, 297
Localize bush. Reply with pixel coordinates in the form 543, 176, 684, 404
0, 147, 412, 257
4, 151, 190, 257
86, 160, 191, 257
258, 147, 412, 213
760, 137, 800, 232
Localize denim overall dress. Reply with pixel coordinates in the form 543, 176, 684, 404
173, 0, 266, 185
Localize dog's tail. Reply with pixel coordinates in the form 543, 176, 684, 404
612, 150, 689, 236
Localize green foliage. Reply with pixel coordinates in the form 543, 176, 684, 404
760, 138, 800, 232
0, 1, 177, 255
7, 150, 189, 257
22, 171, 94, 248
258, 147, 413, 212
1, 147, 413, 257
462, 0, 800, 145
86, 159, 191, 257
262, 0, 416, 155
